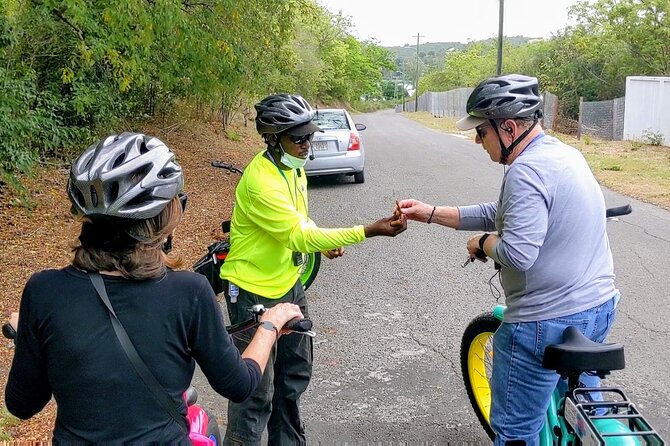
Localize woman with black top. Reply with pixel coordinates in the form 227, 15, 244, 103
4, 132, 303, 443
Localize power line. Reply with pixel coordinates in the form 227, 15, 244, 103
497, 0, 504, 75
413, 32, 424, 112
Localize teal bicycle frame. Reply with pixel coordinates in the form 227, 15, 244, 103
488, 305, 662, 445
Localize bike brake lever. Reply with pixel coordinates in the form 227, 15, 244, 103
285, 318, 316, 337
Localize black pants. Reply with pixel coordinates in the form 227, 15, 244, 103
222, 280, 312, 446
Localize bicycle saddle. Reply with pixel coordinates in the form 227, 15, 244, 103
542, 326, 625, 375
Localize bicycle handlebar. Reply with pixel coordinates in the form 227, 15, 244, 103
3, 310, 315, 340
606, 204, 632, 218
226, 304, 314, 337
2, 323, 15, 340
211, 161, 243, 175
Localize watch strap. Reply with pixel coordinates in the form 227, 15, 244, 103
259, 320, 279, 339
479, 233, 491, 251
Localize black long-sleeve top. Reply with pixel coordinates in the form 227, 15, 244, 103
5, 266, 261, 443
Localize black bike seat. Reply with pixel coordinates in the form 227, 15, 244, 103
542, 326, 625, 375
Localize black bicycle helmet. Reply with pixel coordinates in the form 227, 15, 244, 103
68, 132, 183, 220
466, 74, 543, 120
255, 94, 316, 135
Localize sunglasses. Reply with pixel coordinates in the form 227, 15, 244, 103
287, 133, 314, 145
178, 192, 188, 212
475, 125, 491, 139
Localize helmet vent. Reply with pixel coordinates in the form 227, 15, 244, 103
139, 141, 149, 154
158, 166, 179, 179
106, 181, 119, 203
126, 190, 151, 207
129, 166, 150, 187
112, 153, 125, 169
73, 186, 86, 209
90, 186, 99, 207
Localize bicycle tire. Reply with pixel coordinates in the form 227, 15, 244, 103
460, 312, 500, 440
204, 410, 222, 445
300, 252, 321, 291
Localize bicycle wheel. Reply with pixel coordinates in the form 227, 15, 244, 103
460, 312, 501, 440
205, 410, 222, 445
300, 252, 321, 291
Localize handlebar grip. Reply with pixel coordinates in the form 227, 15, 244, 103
2, 323, 16, 340
606, 205, 632, 218
284, 318, 313, 332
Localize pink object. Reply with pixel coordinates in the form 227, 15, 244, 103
183, 388, 217, 445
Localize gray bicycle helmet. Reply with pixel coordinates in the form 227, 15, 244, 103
68, 132, 183, 220
255, 94, 316, 135
457, 74, 543, 130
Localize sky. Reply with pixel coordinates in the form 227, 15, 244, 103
316, 0, 588, 47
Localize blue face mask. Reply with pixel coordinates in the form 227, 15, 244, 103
279, 143, 308, 169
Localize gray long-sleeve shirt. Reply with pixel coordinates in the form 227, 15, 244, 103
458, 134, 617, 322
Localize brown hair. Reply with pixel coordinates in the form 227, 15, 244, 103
72, 197, 184, 280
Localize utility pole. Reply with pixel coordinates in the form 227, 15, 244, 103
413, 32, 423, 112
496, 0, 504, 75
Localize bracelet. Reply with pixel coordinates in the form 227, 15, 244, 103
426, 206, 436, 224
258, 320, 279, 340
478, 233, 491, 252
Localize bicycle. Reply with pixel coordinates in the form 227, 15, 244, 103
459, 205, 666, 445
2, 305, 314, 446
192, 161, 321, 295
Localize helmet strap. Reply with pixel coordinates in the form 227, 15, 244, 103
491, 118, 539, 165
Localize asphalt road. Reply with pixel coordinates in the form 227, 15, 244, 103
194, 109, 670, 443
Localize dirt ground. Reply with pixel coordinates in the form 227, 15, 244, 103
0, 118, 260, 441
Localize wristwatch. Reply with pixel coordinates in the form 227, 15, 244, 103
478, 233, 491, 252
259, 320, 279, 339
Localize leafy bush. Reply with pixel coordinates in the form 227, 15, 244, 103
642, 128, 664, 146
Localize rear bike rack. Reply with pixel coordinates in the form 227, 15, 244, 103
564, 387, 665, 445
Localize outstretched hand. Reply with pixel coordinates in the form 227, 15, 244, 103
398, 199, 433, 223
364, 201, 407, 237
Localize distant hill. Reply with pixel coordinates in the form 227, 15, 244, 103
385, 36, 536, 74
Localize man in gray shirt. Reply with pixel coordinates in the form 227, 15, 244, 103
399, 74, 619, 445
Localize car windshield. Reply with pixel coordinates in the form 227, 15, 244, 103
312, 111, 350, 130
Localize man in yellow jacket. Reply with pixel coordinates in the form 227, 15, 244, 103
220, 93, 405, 446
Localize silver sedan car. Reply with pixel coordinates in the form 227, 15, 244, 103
305, 108, 366, 184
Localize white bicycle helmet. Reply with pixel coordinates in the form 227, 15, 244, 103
68, 132, 183, 220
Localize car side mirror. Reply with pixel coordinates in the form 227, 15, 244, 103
355, 123, 367, 131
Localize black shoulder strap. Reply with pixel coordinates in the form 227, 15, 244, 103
88, 272, 188, 433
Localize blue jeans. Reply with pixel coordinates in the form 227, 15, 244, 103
490, 294, 619, 445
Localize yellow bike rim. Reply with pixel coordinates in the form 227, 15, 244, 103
467, 331, 495, 423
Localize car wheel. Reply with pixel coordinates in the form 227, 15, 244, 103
353, 170, 365, 184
